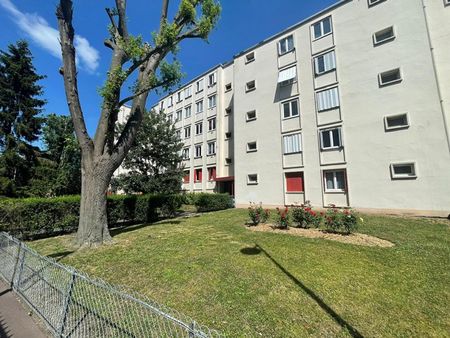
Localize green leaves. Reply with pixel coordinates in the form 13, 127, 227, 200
99, 66, 127, 104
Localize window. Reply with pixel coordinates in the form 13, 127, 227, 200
184, 86, 192, 98
391, 162, 417, 179
368, 0, 387, 7
167, 114, 173, 123
184, 106, 191, 118
194, 168, 202, 182
208, 118, 216, 131
183, 170, 190, 183
283, 133, 302, 154
316, 87, 340, 111
208, 73, 217, 86
246, 80, 256, 92
160, 101, 164, 110
324, 170, 346, 192
195, 144, 202, 158
175, 129, 181, 139
313, 17, 332, 39
225, 83, 232, 92
379, 68, 402, 86
278, 35, 294, 55
196, 100, 203, 114
320, 128, 342, 149
245, 52, 255, 63
177, 92, 182, 102
385, 113, 409, 131
246, 110, 256, 121
247, 141, 257, 152
247, 174, 258, 185
182, 148, 190, 160
285, 172, 304, 192
373, 26, 395, 45
278, 66, 297, 86
225, 132, 232, 139
176, 110, 182, 121
207, 167, 216, 181
168, 96, 173, 107
208, 95, 217, 109
195, 122, 203, 135
225, 107, 232, 115
445, 0, 450, 6
184, 126, 191, 138
207, 141, 216, 155
196, 79, 204, 92
282, 99, 299, 119
314, 51, 336, 75
225, 158, 232, 165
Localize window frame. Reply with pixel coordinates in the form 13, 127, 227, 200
373, 26, 396, 46
314, 50, 336, 76
195, 122, 203, 135
384, 113, 410, 131
278, 35, 295, 56
445, 0, 450, 6
208, 117, 216, 131
184, 126, 191, 139
247, 141, 257, 153
283, 133, 302, 155
176, 91, 183, 103
316, 87, 340, 112
245, 52, 255, 63
312, 16, 333, 40
208, 94, 217, 109
168, 96, 173, 107
368, 0, 387, 7
194, 144, 202, 158
282, 98, 300, 120
245, 80, 256, 92
323, 170, 346, 192
196, 100, 203, 114
208, 73, 217, 87
390, 162, 417, 179
194, 168, 202, 182
175, 110, 183, 122
207, 166, 216, 181
225, 83, 232, 92
320, 127, 343, 150
182, 148, 190, 160
285, 172, 304, 193
207, 141, 216, 155
246, 110, 257, 122
247, 174, 258, 185
184, 86, 192, 99
196, 79, 204, 93
378, 68, 402, 87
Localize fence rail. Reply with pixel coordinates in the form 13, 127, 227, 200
0, 232, 222, 338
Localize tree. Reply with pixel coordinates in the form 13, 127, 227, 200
56, 0, 221, 246
0, 40, 46, 197
111, 109, 184, 194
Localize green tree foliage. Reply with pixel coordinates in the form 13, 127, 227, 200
0, 40, 46, 197
112, 109, 184, 194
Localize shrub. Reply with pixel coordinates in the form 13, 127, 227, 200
291, 201, 323, 228
275, 207, 290, 229
248, 202, 270, 226
324, 205, 359, 234
194, 193, 233, 212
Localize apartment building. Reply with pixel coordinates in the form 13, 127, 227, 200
150, 0, 450, 215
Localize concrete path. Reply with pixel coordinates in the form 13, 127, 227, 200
0, 280, 48, 338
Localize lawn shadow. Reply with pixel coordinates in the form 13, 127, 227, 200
110, 220, 182, 237
0, 314, 12, 338
240, 244, 364, 338
47, 250, 75, 262
0, 288, 11, 297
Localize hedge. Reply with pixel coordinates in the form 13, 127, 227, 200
193, 193, 234, 212
0, 194, 184, 238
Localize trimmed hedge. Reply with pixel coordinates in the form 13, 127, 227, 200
193, 193, 234, 212
0, 194, 184, 238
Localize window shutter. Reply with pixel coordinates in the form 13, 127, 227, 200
317, 87, 339, 111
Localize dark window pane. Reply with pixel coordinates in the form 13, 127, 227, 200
323, 17, 332, 35
291, 100, 299, 116
387, 115, 407, 128
322, 131, 331, 148
335, 171, 345, 189
314, 23, 321, 39
283, 103, 291, 118
332, 129, 340, 146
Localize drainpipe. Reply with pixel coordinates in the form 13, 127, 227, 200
421, 0, 450, 152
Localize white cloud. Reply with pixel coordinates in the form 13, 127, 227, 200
0, 0, 100, 73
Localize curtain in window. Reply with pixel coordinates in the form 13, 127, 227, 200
317, 87, 340, 111
283, 133, 301, 154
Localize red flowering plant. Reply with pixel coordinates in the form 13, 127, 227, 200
275, 206, 290, 229
248, 202, 270, 226
291, 201, 323, 228
324, 204, 359, 234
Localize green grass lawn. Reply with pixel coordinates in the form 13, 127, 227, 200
29, 209, 449, 337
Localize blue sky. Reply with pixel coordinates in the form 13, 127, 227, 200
0, 0, 339, 136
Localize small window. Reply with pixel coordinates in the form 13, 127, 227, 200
278, 35, 294, 55
285, 172, 304, 192
208, 118, 216, 131
183, 170, 190, 183
184, 86, 192, 98
246, 110, 257, 122
182, 148, 190, 160
195, 122, 203, 135
379, 68, 402, 86
208, 95, 217, 109
283, 133, 302, 154
385, 113, 409, 131
194, 168, 202, 182
391, 163, 417, 179
225, 132, 232, 139
445, 0, 450, 6
316, 87, 340, 111
208, 73, 217, 87
246, 80, 256, 92
324, 170, 346, 192
245, 52, 255, 63
320, 128, 342, 150
278, 66, 297, 86
167, 114, 173, 123
176, 110, 183, 121
184, 126, 191, 138
225, 107, 232, 115
168, 96, 173, 107
368, 0, 387, 7
247, 174, 258, 185
314, 51, 336, 75
225, 158, 232, 165
196, 79, 204, 93
225, 83, 232, 92
196, 100, 203, 114
207, 167, 216, 181
207, 141, 216, 155
175, 129, 181, 140
195, 144, 202, 158
247, 141, 257, 152
282, 99, 299, 119
373, 26, 395, 45
312, 17, 332, 40
160, 101, 164, 109
177, 92, 183, 102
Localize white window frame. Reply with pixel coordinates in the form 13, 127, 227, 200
195, 122, 203, 135
196, 79, 204, 93
278, 66, 297, 86
314, 50, 336, 75
312, 16, 333, 40
324, 170, 346, 192
373, 26, 396, 46
167, 114, 173, 123
278, 35, 294, 55
175, 129, 181, 140
316, 87, 340, 112
184, 106, 191, 119
390, 162, 417, 179
246, 110, 257, 122
245, 52, 255, 63
378, 68, 402, 86
368, 0, 387, 7
207, 141, 216, 155
182, 148, 190, 160
320, 127, 343, 150
196, 100, 203, 114
445, 0, 450, 7
225, 83, 232, 92
282, 98, 300, 119
184, 86, 192, 99
246, 80, 256, 92
184, 126, 191, 139
176, 110, 182, 122
177, 91, 182, 102
168, 96, 173, 107
247, 141, 257, 153
384, 113, 410, 131
194, 144, 202, 158
208, 117, 216, 131
283, 133, 302, 154
208, 95, 217, 109
208, 73, 217, 87
247, 174, 258, 185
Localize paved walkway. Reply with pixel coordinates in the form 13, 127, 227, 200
0, 280, 48, 338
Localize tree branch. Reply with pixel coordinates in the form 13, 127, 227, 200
160, 0, 169, 27
56, 0, 93, 153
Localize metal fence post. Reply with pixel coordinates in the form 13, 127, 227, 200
58, 271, 77, 337
13, 245, 26, 292
189, 321, 196, 338
10, 242, 22, 288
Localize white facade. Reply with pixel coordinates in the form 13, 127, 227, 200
150, 0, 450, 215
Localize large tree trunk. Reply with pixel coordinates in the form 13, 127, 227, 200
76, 158, 113, 246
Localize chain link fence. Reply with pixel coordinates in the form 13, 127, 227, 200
0, 232, 222, 338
